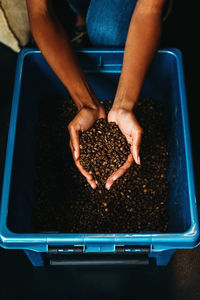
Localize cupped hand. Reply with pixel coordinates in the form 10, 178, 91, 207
68, 104, 106, 189
105, 107, 143, 190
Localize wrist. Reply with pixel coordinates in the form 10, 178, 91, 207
75, 91, 102, 112
78, 100, 100, 111
108, 106, 130, 124
111, 98, 137, 112
67, 74, 100, 111
112, 90, 138, 112
80, 102, 105, 118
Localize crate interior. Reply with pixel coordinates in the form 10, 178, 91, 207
7, 51, 191, 234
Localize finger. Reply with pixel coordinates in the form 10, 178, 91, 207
86, 177, 97, 189
105, 154, 133, 190
76, 159, 93, 181
69, 140, 96, 184
68, 125, 80, 160
131, 130, 143, 165
76, 159, 97, 189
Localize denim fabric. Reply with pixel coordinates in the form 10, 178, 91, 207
67, 0, 137, 47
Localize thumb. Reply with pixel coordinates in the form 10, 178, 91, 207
131, 129, 143, 165
68, 125, 80, 160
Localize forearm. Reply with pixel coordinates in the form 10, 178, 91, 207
113, 0, 165, 111
26, 0, 99, 111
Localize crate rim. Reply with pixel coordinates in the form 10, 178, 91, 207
0, 47, 199, 252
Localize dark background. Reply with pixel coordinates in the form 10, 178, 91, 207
0, 1, 200, 299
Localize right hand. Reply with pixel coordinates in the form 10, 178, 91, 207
68, 104, 106, 189
105, 107, 143, 190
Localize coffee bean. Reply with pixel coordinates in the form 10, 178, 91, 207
34, 96, 169, 233
79, 118, 130, 185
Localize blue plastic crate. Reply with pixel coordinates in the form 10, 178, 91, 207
0, 48, 199, 266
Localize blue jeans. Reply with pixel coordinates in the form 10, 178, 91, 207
66, 0, 137, 47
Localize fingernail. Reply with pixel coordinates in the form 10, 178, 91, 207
91, 182, 96, 189
106, 185, 110, 190
74, 150, 78, 160
137, 156, 141, 165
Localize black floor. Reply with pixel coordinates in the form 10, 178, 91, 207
0, 246, 200, 300
0, 1, 200, 299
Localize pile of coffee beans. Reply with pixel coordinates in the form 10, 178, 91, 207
33, 96, 169, 233
79, 119, 130, 185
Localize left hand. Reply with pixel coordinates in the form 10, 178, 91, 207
105, 107, 143, 190
68, 104, 106, 189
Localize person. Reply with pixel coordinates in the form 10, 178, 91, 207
26, 0, 168, 190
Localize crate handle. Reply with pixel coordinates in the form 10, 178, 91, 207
49, 253, 154, 267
